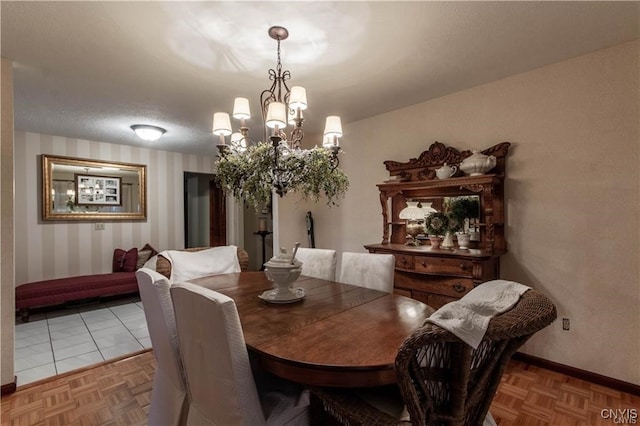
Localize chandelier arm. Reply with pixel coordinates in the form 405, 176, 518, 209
280, 71, 291, 104
330, 155, 340, 170
327, 146, 341, 171
260, 87, 277, 143
290, 126, 304, 150
277, 128, 287, 142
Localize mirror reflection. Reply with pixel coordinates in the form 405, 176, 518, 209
413, 195, 480, 237
42, 155, 147, 221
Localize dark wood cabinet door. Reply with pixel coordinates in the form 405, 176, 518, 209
209, 178, 226, 246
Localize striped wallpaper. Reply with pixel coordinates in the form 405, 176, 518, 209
14, 131, 216, 285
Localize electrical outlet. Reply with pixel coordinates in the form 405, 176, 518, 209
562, 318, 570, 330
94, 223, 105, 231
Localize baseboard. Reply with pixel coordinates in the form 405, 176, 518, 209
1, 377, 17, 396
513, 352, 640, 396
8, 348, 153, 393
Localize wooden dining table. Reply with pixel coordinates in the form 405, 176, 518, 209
189, 271, 433, 388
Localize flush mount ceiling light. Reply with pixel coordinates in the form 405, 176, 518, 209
131, 125, 166, 141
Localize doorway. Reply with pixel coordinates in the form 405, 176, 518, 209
183, 172, 226, 248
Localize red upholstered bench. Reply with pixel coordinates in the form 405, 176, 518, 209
15, 244, 156, 322
15, 272, 139, 322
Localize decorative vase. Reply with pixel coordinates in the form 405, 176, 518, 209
441, 231, 455, 249
457, 232, 471, 249
429, 236, 442, 249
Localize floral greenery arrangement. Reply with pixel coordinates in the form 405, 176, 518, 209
424, 212, 449, 236
216, 142, 350, 211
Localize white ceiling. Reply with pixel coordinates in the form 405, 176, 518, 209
2, 1, 638, 157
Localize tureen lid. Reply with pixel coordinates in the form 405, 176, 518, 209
465, 150, 486, 159
265, 247, 302, 268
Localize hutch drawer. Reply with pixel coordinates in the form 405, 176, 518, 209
393, 287, 412, 298
428, 293, 459, 309
394, 253, 415, 271
395, 271, 474, 298
414, 256, 474, 278
411, 292, 458, 310
366, 243, 503, 308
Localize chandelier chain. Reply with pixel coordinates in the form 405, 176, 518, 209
260, 35, 292, 145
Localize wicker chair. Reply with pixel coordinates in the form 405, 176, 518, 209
155, 246, 249, 279
311, 288, 557, 426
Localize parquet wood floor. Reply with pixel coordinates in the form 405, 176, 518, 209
1, 350, 154, 426
492, 360, 639, 426
2, 351, 638, 425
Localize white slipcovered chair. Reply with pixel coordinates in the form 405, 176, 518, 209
295, 248, 337, 281
135, 268, 189, 426
338, 252, 395, 293
156, 245, 243, 282
170, 281, 310, 426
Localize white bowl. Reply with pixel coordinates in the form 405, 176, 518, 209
264, 265, 302, 288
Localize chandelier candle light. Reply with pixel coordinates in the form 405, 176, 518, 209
214, 26, 349, 212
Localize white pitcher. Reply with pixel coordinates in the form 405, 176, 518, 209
435, 163, 458, 179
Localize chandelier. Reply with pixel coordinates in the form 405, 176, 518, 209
212, 26, 348, 210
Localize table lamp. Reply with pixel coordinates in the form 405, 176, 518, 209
399, 202, 427, 246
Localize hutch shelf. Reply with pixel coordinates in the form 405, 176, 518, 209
365, 141, 511, 308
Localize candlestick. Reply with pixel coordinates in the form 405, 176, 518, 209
254, 230, 273, 270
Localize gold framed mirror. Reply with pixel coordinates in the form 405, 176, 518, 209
42, 155, 147, 221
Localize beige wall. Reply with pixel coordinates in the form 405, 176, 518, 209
1, 59, 16, 387
280, 40, 639, 384
13, 132, 216, 284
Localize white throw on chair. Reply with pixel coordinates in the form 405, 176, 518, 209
338, 252, 395, 293
136, 268, 189, 426
295, 248, 337, 281
170, 281, 310, 426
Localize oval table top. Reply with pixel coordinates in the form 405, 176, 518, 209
189, 271, 432, 388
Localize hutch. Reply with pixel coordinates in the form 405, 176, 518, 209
365, 141, 511, 308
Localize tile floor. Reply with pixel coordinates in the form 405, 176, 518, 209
14, 295, 150, 386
